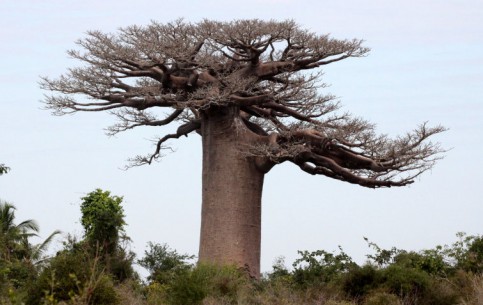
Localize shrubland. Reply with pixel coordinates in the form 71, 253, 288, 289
1, 190, 482, 305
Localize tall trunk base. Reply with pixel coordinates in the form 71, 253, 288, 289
198, 107, 265, 278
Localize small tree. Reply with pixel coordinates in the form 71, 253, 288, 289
138, 242, 194, 284
80, 189, 125, 256
41, 19, 445, 277
80, 189, 134, 281
0, 201, 60, 298
0, 201, 40, 262
446, 232, 483, 273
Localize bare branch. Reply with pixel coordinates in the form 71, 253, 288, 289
107, 109, 184, 135
41, 19, 445, 184
127, 119, 201, 168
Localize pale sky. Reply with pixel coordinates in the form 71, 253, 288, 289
1, 0, 482, 274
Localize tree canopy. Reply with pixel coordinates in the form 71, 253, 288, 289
41, 19, 444, 188
80, 189, 125, 255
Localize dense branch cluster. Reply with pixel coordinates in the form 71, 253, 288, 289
41, 19, 445, 188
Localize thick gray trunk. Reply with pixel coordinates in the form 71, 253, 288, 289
198, 106, 265, 278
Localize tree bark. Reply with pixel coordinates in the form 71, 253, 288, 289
198, 105, 265, 278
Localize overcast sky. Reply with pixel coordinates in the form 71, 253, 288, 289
1, 0, 482, 275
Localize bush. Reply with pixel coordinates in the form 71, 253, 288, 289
381, 265, 430, 297
267, 256, 290, 281
107, 246, 136, 282
417, 277, 460, 305
25, 244, 119, 305
291, 247, 355, 287
165, 263, 249, 305
462, 236, 483, 273
342, 264, 381, 298
76, 273, 120, 305
4, 260, 37, 289
391, 250, 451, 276
138, 242, 194, 285
80, 189, 125, 255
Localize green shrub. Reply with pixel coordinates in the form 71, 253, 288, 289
381, 265, 430, 297
145, 282, 168, 305
417, 249, 452, 275
342, 264, 381, 298
166, 269, 207, 305
80, 189, 125, 256
462, 236, 483, 273
80, 189, 136, 283
107, 246, 136, 282
84, 274, 120, 305
444, 233, 483, 274
4, 260, 37, 289
165, 263, 249, 305
392, 250, 451, 276
292, 247, 356, 287
364, 238, 403, 267
267, 256, 291, 281
138, 242, 194, 285
25, 245, 119, 305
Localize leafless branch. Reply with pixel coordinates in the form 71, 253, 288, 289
126, 119, 201, 168
41, 19, 445, 186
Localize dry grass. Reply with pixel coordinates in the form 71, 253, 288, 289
459, 275, 483, 305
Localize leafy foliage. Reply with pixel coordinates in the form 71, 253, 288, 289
80, 189, 125, 254
446, 232, 483, 273
3, 191, 483, 305
3, 222, 483, 305
267, 256, 291, 281
342, 264, 380, 298
0, 201, 60, 303
79, 189, 135, 282
164, 263, 249, 305
138, 242, 194, 284
0, 201, 40, 261
11, 189, 136, 304
292, 247, 356, 286
25, 238, 119, 305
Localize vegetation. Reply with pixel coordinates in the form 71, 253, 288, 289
1, 190, 482, 304
80, 189, 125, 255
1, 18, 468, 305
1, 188, 136, 305
1, 170, 481, 305
40, 19, 445, 277
138, 242, 194, 285
79, 189, 135, 282
0, 200, 60, 303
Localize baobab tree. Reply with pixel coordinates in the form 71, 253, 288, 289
41, 19, 444, 278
